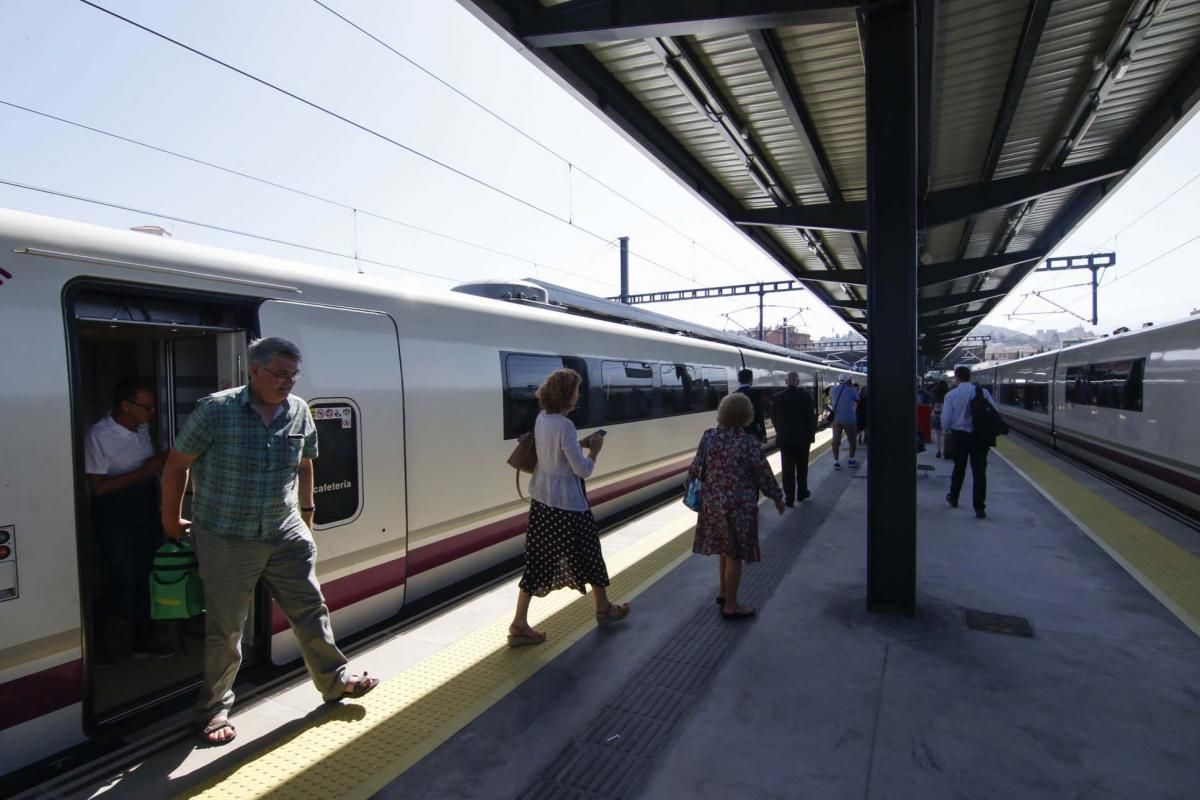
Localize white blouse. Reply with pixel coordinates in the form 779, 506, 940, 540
529, 412, 594, 512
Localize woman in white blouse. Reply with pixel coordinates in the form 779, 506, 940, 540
508, 368, 630, 646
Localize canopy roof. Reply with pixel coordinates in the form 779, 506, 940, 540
459, 0, 1200, 357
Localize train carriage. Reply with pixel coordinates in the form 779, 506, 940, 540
0, 209, 845, 776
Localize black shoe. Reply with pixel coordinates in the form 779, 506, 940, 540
785, 500, 795, 507
935, 451, 941, 458
946, 494, 958, 508
801, 490, 811, 501
131, 642, 176, 660
975, 508, 986, 519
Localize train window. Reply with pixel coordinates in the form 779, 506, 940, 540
310, 401, 362, 526
602, 360, 656, 424
659, 364, 703, 415
502, 353, 589, 438
999, 373, 1049, 413
1065, 359, 1144, 412
701, 366, 729, 410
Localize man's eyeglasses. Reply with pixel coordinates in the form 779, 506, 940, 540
262, 367, 301, 384
129, 401, 156, 413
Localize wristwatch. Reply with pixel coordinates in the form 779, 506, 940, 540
300, 506, 315, 513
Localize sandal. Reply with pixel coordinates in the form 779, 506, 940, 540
326, 672, 379, 704
507, 626, 547, 647
596, 602, 630, 626
199, 716, 237, 746
721, 605, 756, 620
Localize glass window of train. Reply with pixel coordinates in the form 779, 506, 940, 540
502, 353, 588, 438
659, 363, 698, 415
602, 360, 654, 424
309, 401, 361, 526
1065, 365, 1089, 406
701, 366, 728, 410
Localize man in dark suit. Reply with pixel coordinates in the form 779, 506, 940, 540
771, 372, 816, 505
735, 368, 766, 442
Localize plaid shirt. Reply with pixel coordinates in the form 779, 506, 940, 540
174, 386, 318, 539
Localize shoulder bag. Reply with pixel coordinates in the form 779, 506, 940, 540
506, 431, 537, 498
683, 430, 712, 512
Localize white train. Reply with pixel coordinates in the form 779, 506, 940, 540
0, 209, 845, 777
973, 316, 1200, 515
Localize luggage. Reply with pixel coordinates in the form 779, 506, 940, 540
971, 385, 1009, 447
149, 540, 205, 620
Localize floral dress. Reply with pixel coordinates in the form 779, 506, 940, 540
687, 427, 783, 563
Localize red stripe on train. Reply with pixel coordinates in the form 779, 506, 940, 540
0, 659, 83, 733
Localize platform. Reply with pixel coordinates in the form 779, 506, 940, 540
19, 432, 1200, 799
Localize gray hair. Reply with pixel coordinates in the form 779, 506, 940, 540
248, 336, 302, 366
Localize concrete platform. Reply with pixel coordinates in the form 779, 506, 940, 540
384, 436, 1200, 800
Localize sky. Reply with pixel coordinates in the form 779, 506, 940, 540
1, 0, 1197, 344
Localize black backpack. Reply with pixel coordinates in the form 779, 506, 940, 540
971, 385, 1009, 446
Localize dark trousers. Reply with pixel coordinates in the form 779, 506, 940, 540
779, 443, 810, 503
949, 431, 989, 511
92, 482, 161, 647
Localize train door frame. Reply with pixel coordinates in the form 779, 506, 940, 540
63, 279, 262, 737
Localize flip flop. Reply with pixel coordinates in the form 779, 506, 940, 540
199, 716, 237, 746
721, 605, 756, 620
507, 628, 546, 647
326, 672, 379, 704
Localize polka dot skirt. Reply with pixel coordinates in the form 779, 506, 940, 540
519, 499, 611, 597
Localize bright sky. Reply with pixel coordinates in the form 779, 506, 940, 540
2, 0, 1197, 343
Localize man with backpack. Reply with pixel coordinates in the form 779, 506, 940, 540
940, 366, 1006, 518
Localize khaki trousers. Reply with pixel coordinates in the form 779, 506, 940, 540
192, 522, 347, 722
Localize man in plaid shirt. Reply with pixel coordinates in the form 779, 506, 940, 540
161, 337, 377, 745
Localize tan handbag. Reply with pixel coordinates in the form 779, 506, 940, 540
506, 432, 537, 497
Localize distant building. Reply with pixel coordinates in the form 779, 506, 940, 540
984, 344, 1039, 362
764, 325, 811, 349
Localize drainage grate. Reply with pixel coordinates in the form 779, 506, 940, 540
964, 609, 1034, 638
517, 469, 855, 800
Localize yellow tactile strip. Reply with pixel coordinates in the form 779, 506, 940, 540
996, 437, 1200, 639
177, 435, 831, 800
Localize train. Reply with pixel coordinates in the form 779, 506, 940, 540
973, 316, 1200, 516
0, 209, 848, 777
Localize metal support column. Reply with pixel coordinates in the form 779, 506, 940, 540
758, 287, 765, 340
865, 0, 918, 615
619, 236, 630, 302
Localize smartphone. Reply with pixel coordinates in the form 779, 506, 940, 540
595, 429, 607, 437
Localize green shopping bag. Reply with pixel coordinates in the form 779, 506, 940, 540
150, 540, 205, 620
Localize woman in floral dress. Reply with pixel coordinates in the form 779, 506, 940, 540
688, 392, 785, 619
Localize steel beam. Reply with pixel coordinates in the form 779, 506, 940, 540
748, 28, 867, 266
955, 0, 1053, 260
864, 0, 918, 616
608, 279, 804, 304
518, 0, 857, 47
825, 287, 1011, 314
919, 247, 1046, 286
733, 158, 1127, 231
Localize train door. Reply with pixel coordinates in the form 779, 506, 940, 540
68, 283, 255, 733
256, 301, 407, 665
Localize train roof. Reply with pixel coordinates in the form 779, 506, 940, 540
975, 315, 1200, 371
0, 208, 838, 369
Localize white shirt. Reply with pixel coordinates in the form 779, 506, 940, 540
940, 382, 997, 433
529, 412, 595, 512
84, 415, 154, 476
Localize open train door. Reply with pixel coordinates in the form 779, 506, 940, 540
257, 301, 407, 665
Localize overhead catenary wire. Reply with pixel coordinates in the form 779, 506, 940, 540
0, 99, 610, 290
75, 0, 704, 288
308, 0, 760, 283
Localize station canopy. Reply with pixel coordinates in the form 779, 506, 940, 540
459, 0, 1200, 358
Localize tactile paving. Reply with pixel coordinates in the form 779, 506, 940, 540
516, 445, 848, 800
997, 438, 1200, 638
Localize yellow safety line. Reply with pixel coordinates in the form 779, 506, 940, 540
995, 438, 1200, 639
177, 437, 831, 800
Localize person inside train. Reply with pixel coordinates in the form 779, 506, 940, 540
160, 336, 378, 746
508, 367, 628, 646
828, 374, 859, 469
688, 392, 785, 619
84, 378, 172, 664
735, 369, 766, 442
941, 365, 999, 519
